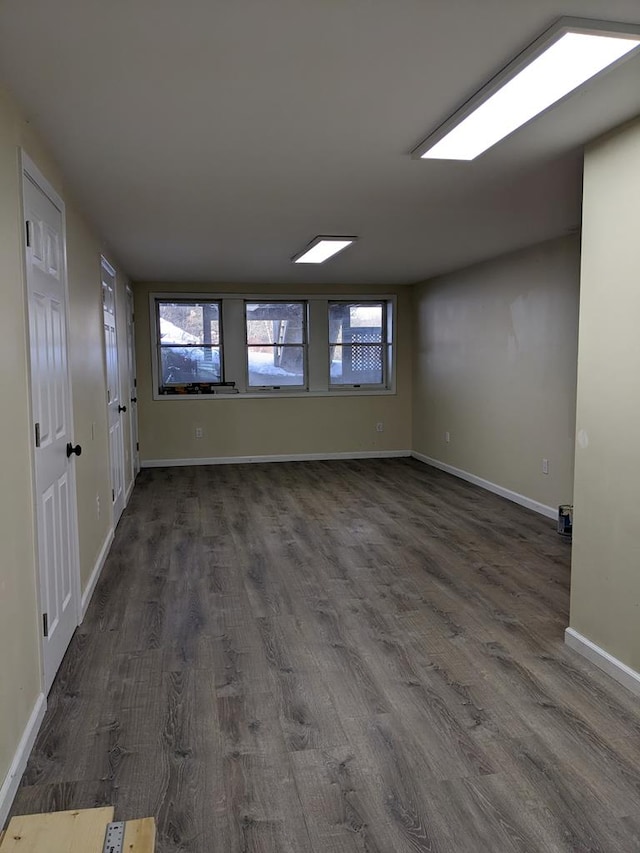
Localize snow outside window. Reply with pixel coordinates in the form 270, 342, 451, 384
245, 302, 307, 388
156, 300, 222, 391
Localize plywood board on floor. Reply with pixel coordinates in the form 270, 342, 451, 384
0, 808, 155, 852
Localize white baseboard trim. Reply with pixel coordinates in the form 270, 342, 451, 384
411, 452, 557, 519
125, 477, 135, 506
0, 692, 46, 827
565, 628, 640, 697
142, 450, 412, 468
80, 529, 114, 621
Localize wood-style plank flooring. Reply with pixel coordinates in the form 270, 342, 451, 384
10, 459, 640, 851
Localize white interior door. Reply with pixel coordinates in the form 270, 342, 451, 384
102, 259, 126, 524
126, 286, 140, 478
23, 159, 80, 694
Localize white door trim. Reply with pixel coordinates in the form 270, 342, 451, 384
125, 284, 140, 481
20, 150, 82, 691
102, 256, 126, 524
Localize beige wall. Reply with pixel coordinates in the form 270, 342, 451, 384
413, 236, 580, 510
0, 87, 42, 810
0, 83, 132, 813
570, 117, 640, 672
134, 283, 412, 461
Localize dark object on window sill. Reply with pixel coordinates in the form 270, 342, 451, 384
160, 381, 236, 395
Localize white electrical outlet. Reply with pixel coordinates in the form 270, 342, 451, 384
542, 458, 549, 475
376, 422, 384, 433
445, 431, 451, 443
195, 427, 203, 439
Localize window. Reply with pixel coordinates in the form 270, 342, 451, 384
245, 302, 307, 388
329, 301, 390, 387
150, 293, 395, 398
156, 300, 222, 392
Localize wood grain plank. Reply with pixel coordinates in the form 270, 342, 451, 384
123, 817, 156, 852
290, 746, 394, 853
0, 807, 114, 852
341, 713, 456, 852
9, 782, 113, 822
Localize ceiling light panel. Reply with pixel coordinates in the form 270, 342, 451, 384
292, 237, 357, 264
416, 18, 640, 161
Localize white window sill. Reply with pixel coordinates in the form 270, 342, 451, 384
151, 388, 396, 401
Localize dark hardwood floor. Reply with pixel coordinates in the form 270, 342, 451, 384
10, 459, 640, 851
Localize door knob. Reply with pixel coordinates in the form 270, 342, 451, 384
118, 404, 127, 413
130, 397, 137, 403
66, 442, 82, 458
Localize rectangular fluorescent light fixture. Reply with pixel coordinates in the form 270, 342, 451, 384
292, 236, 357, 264
415, 18, 640, 161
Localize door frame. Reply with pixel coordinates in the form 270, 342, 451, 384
125, 284, 140, 481
20, 150, 82, 689
102, 255, 126, 524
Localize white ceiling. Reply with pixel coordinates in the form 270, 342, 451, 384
1, 0, 640, 284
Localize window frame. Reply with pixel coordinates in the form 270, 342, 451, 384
153, 297, 225, 394
244, 299, 309, 391
327, 300, 391, 391
149, 292, 396, 400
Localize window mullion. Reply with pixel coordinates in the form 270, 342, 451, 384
222, 298, 246, 392
308, 299, 328, 392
